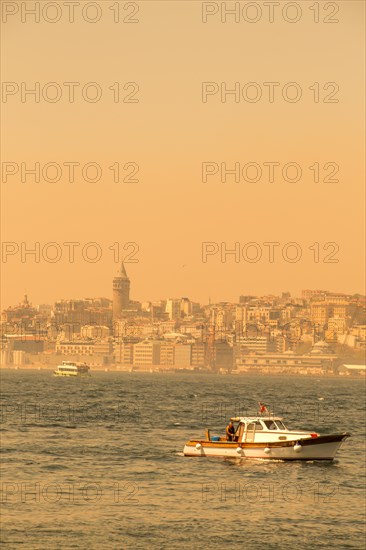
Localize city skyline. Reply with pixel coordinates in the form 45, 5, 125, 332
2, 252, 366, 312
2, 265, 364, 374
3, 262, 364, 310
2, 266, 365, 312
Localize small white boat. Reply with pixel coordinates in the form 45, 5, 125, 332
54, 361, 90, 377
183, 415, 350, 461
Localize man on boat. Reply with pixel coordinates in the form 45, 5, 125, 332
226, 421, 236, 441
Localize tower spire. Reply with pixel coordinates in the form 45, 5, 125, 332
120, 262, 128, 278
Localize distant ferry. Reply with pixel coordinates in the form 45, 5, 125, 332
54, 361, 90, 377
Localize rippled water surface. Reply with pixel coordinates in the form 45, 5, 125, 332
1, 371, 365, 549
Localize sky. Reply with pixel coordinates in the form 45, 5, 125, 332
1, 0, 365, 307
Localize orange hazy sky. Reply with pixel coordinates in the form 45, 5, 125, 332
1, 0, 365, 307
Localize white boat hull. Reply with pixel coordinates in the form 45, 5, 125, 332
54, 372, 89, 376
183, 433, 349, 461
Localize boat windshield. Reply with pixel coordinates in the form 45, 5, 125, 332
276, 420, 286, 430
263, 420, 278, 430
263, 420, 287, 430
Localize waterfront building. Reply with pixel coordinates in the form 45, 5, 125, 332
174, 343, 192, 367
133, 340, 160, 367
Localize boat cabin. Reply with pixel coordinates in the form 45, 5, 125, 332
54, 361, 90, 376
210, 416, 318, 443
229, 416, 288, 443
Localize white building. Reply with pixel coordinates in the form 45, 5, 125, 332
133, 340, 160, 366
174, 344, 192, 367
165, 299, 181, 320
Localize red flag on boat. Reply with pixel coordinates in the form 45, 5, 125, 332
258, 402, 268, 415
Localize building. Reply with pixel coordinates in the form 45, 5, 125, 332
332, 304, 348, 318
12, 336, 45, 354
1, 347, 11, 365
235, 305, 247, 322
114, 341, 134, 365
191, 342, 205, 367
301, 290, 328, 302
174, 343, 192, 367
236, 349, 337, 373
54, 298, 112, 328
275, 335, 289, 353
13, 350, 26, 365
215, 342, 234, 371
179, 323, 205, 340
339, 364, 366, 376
93, 339, 114, 355
310, 302, 330, 327
246, 306, 271, 324
327, 317, 347, 335
165, 299, 181, 320
113, 263, 130, 321
159, 341, 175, 367
1, 294, 38, 329
180, 298, 191, 317
133, 340, 160, 367
81, 325, 110, 340
239, 295, 255, 304
55, 341, 94, 355
236, 335, 270, 353
350, 325, 366, 343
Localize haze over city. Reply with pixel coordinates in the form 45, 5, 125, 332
1, 0, 365, 309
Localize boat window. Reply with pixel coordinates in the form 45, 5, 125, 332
263, 420, 278, 430
246, 422, 264, 431
276, 421, 286, 430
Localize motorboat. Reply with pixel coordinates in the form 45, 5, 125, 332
183, 415, 350, 461
54, 361, 90, 377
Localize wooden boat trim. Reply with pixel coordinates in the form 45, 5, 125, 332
185, 432, 350, 449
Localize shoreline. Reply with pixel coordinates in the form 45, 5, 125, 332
1, 365, 364, 378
